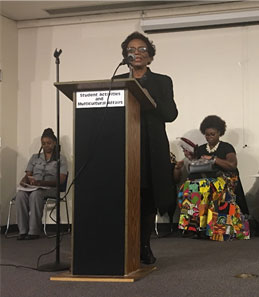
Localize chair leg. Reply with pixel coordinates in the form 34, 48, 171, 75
64, 199, 70, 233
5, 200, 18, 238
5, 202, 12, 237
155, 214, 159, 237
43, 202, 48, 237
43, 200, 57, 238
44, 199, 70, 237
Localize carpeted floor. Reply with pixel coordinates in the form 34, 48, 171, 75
1, 232, 259, 297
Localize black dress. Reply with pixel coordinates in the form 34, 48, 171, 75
115, 68, 178, 215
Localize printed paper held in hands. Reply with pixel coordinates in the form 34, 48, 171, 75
17, 183, 50, 192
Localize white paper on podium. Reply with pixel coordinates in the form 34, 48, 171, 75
76, 90, 125, 108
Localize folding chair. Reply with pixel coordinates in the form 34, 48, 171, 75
43, 173, 70, 237
5, 196, 17, 238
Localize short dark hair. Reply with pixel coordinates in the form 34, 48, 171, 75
121, 31, 156, 60
200, 115, 226, 136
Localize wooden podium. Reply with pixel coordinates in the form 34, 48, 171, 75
53, 78, 156, 281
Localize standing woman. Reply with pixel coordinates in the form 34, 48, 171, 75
116, 32, 178, 263
16, 128, 68, 240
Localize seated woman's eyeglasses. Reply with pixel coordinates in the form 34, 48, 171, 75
127, 47, 148, 53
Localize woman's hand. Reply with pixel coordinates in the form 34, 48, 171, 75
175, 160, 184, 170
20, 181, 28, 187
28, 176, 41, 186
19, 173, 31, 187
202, 153, 237, 171
201, 155, 213, 160
183, 149, 194, 160
173, 159, 184, 183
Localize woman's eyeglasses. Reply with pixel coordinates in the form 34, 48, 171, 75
126, 47, 148, 54
205, 132, 218, 137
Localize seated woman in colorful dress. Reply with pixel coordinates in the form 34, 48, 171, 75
178, 115, 250, 241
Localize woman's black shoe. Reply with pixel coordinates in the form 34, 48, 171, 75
182, 230, 196, 238
182, 230, 209, 240
26, 235, 40, 240
17, 234, 27, 240
140, 245, 156, 265
197, 231, 209, 240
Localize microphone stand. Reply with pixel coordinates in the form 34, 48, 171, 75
129, 64, 133, 78
38, 49, 70, 272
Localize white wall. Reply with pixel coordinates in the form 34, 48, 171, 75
0, 15, 18, 226
2, 9, 259, 225
153, 26, 259, 222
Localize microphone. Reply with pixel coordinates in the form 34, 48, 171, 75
111, 53, 136, 79
54, 48, 62, 59
121, 53, 136, 65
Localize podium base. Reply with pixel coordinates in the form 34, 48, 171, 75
37, 262, 70, 272
50, 266, 156, 282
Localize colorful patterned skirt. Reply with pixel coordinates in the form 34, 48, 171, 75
178, 175, 250, 241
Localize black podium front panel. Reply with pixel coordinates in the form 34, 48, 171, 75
73, 106, 126, 275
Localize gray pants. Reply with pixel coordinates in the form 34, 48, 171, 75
15, 188, 56, 235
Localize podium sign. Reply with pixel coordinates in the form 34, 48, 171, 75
76, 90, 125, 108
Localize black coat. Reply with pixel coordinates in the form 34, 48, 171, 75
115, 68, 178, 214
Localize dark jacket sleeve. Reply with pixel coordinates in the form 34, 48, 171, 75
143, 72, 178, 123
114, 70, 178, 123
151, 75, 178, 123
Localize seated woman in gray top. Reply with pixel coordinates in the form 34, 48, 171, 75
16, 128, 68, 240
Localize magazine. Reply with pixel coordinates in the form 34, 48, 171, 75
177, 137, 197, 154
